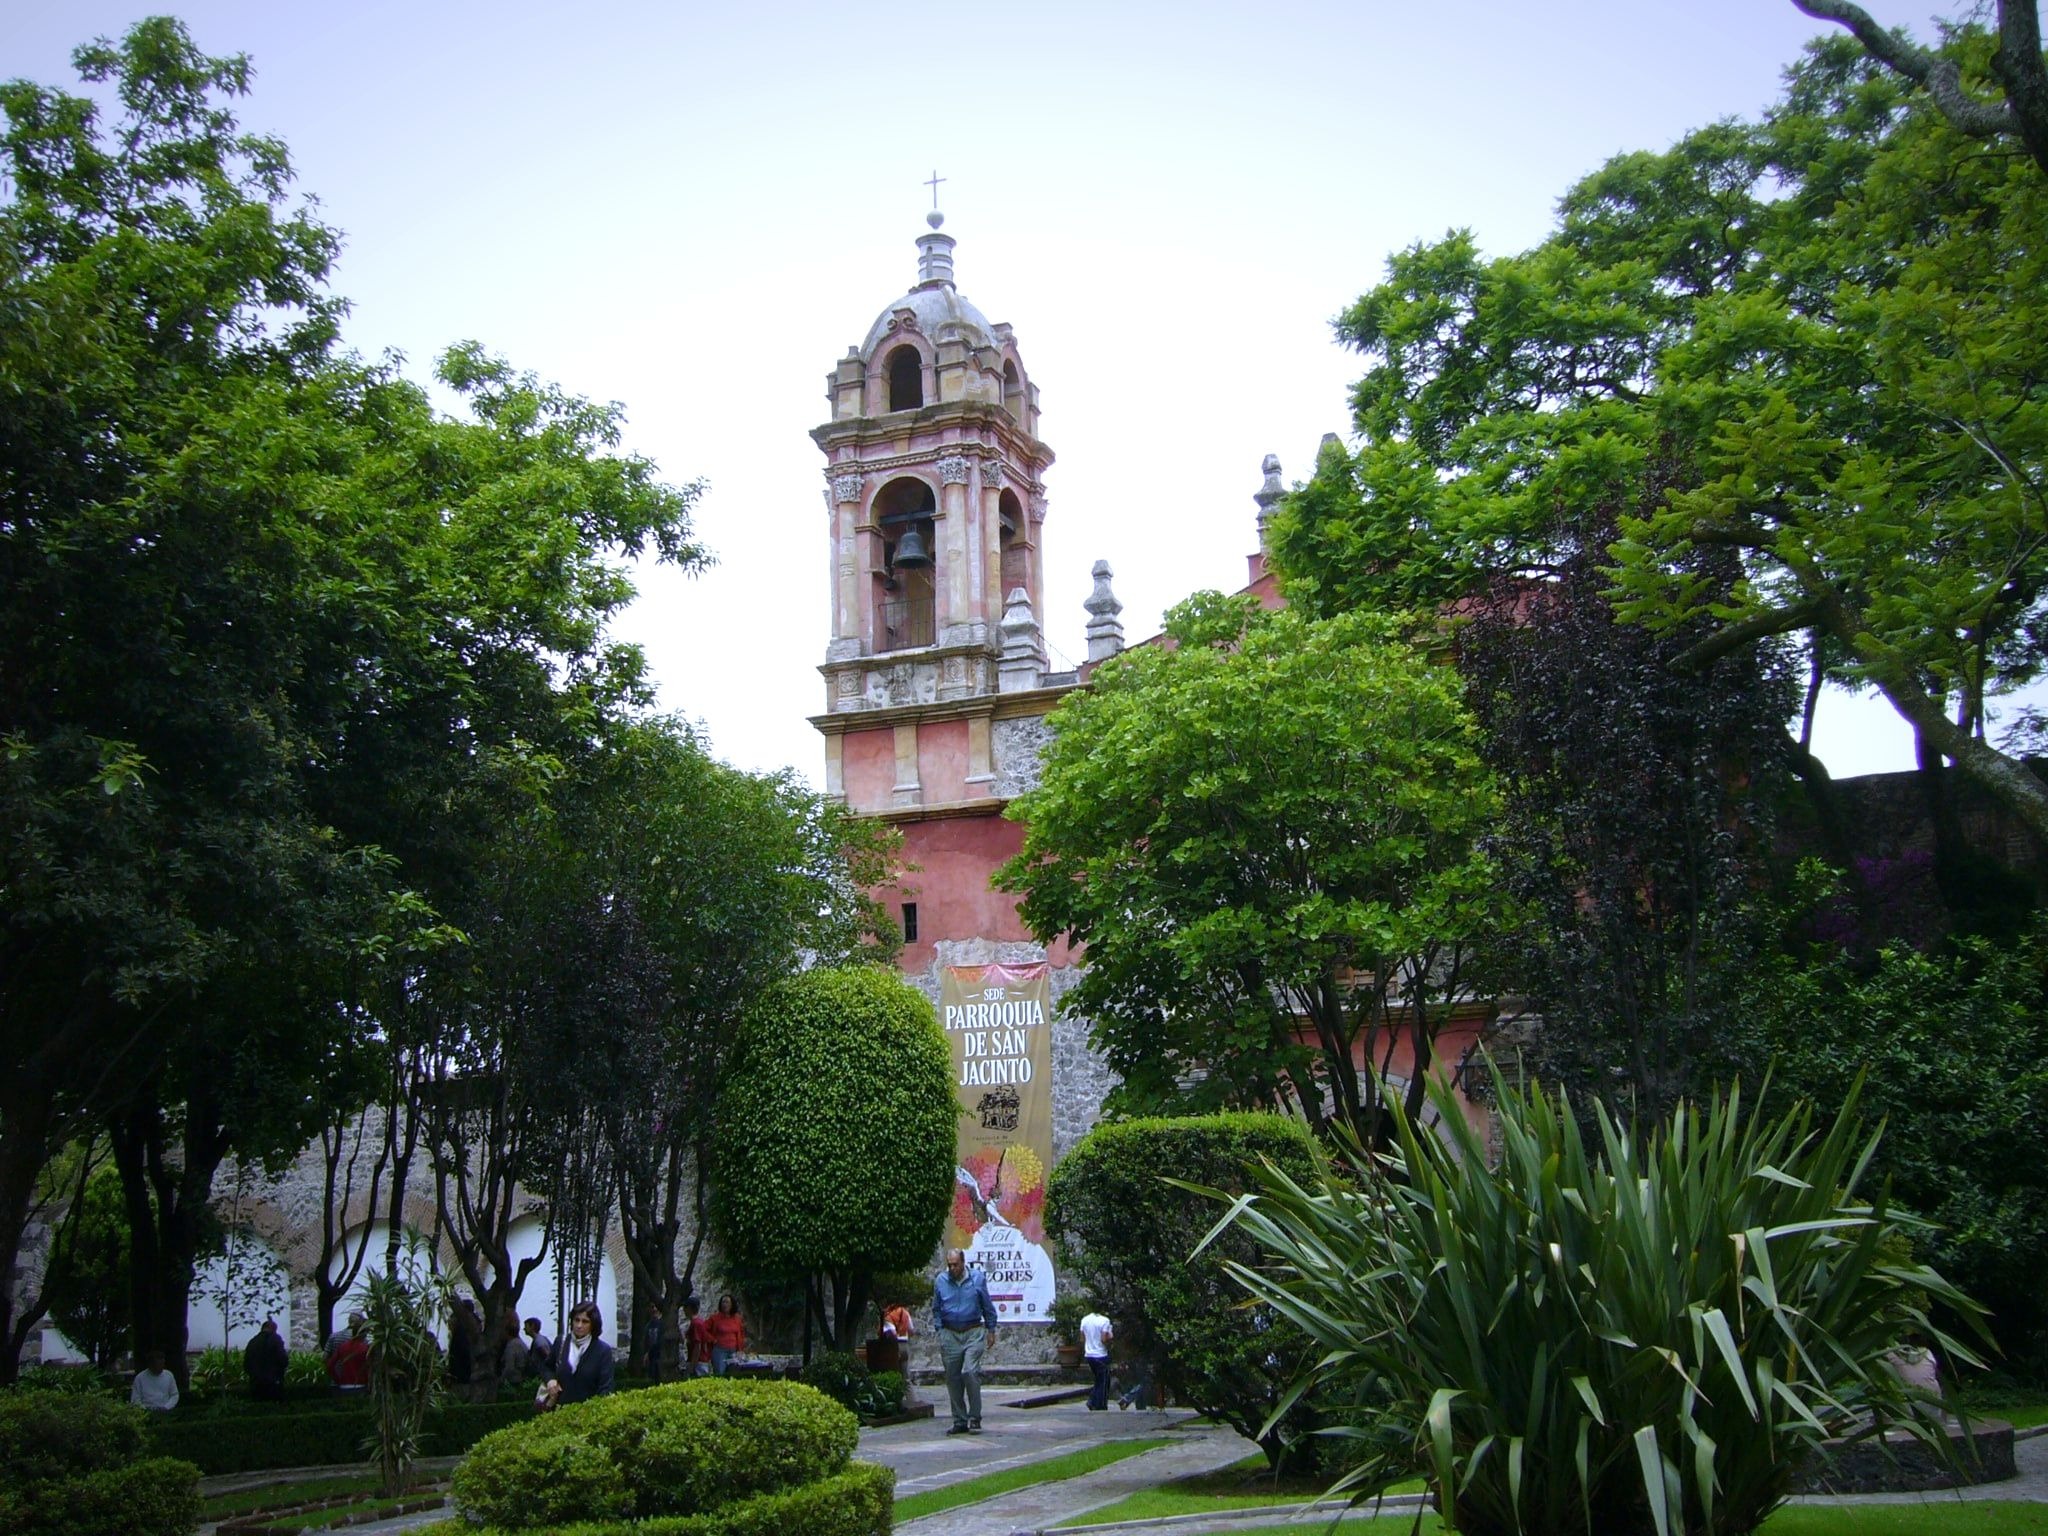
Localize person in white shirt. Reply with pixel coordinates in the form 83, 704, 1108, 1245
129, 1350, 179, 1412
1079, 1308, 1114, 1411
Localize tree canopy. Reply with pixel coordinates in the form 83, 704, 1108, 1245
0, 18, 704, 1377
1271, 23, 2048, 841
998, 597, 1505, 1146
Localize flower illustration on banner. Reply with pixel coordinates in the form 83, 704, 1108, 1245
952, 1144, 1046, 1243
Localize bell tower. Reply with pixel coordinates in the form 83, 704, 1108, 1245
813, 210, 1055, 730
808, 205, 1112, 975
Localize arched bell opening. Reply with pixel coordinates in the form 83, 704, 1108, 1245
886, 345, 925, 411
998, 488, 1029, 602
874, 476, 937, 651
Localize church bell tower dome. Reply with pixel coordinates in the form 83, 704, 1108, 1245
813, 207, 1054, 733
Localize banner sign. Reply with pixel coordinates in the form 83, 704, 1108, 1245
941, 962, 1056, 1322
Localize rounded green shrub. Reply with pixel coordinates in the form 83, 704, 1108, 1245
1047, 1111, 1323, 1465
0, 1389, 149, 1488
0, 1456, 202, 1536
0, 1393, 198, 1536
454, 1379, 858, 1529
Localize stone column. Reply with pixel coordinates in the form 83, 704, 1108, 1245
829, 473, 864, 661
937, 456, 972, 644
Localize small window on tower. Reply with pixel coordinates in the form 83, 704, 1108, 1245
902, 902, 919, 942
887, 346, 924, 411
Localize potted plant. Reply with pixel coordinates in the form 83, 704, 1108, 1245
1048, 1293, 1088, 1372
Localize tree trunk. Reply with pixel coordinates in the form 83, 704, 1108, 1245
111, 1098, 227, 1392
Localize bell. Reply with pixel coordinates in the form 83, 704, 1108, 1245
892, 525, 933, 569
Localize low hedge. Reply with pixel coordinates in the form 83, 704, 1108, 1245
146, 1397, 533, 1474
453, 1380, 858, 1530
0, 1388, 148, 1487
0, 1392, 198, 1536
462, 1459, 893, 1536
0, 1455, 202, 1536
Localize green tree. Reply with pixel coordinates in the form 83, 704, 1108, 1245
39, 1159, 132, 1371
557, 723, 899, 1369
709, 967, 956, 1353
1272, 25, 2048, 846
1046, 1113, 1322, 1468
1458, 490, 1797, 1117
360, 1243, 451, 1497
1791, 0, 2048, 177
997, 597, 1505, 1147
0, 19, 703, 1380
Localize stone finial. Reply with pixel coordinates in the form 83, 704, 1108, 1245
1084, 560, 1125, 663
1254, 453, 1285, 548
916, 229, 957, 288
998, 586, 1044, 693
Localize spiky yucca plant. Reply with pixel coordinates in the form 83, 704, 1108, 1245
1196, 1070, 1988, 1536
360, 1244, 452, 1496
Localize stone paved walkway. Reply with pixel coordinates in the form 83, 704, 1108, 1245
199, 1398, 2048, 1534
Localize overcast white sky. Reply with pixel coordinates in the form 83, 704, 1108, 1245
7, 0, 1968, 784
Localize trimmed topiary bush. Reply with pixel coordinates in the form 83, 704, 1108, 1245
1046, 1111, 1323, 1466
0, 1456, 203, 1536
459, 1459, 894, 1536
0, 1388, 150, 1486
0, 1392, 198, 1536
454, 1378, 859, 1529
709, 966, 957, 1350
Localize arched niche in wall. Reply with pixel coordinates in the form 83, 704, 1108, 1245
189, 1228, 295, 1352
1001, 357, 1025, 421
482, 1213, 620, 1342
323, 1221, 437, 1337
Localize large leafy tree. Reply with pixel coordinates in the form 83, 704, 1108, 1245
997, 597, 1505, 1147
1272, 24, 2048, 845
0, 20, 703, 1378
1458, 488, 1797, 1118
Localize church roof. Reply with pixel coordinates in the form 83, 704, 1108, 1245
858, 214, 1001, 360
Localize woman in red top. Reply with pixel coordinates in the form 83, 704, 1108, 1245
705, 1293, 746, 1376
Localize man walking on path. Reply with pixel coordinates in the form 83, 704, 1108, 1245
1079, 1306, 1113, 1411
933, 1247, 998, 1435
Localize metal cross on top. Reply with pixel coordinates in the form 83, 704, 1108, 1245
924, 169, 946, 210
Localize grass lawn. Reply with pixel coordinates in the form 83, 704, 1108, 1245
199, 1473, 437, 1520
892, 1437, 1172, 1523
1189, 1502, 2048, 1535
1059, 1449, 1424, 1527
1964, 1389, 2048, 1431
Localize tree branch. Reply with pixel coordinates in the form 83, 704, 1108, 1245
1671, 598, 1824, 671
1793, 0, 2048, 176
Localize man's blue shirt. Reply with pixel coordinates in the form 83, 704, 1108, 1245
933, 1265, 998, 1329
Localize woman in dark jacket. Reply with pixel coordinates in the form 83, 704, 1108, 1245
539, 1301, 615, 1408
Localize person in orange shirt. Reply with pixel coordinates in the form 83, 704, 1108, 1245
705, 1292, 746, 1376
